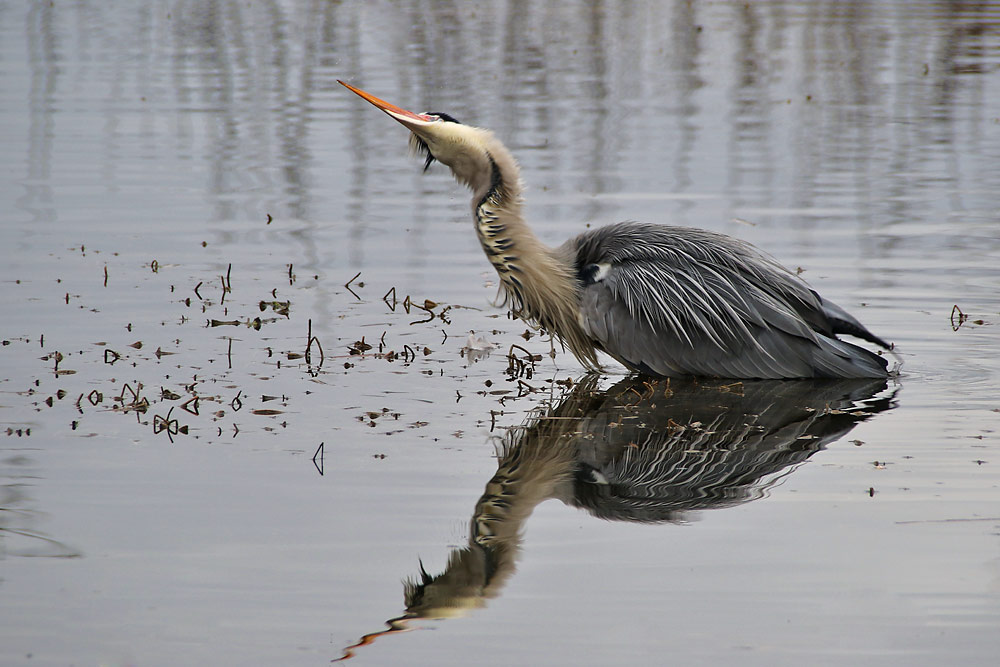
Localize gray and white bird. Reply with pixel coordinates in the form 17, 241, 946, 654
339, 81, 892, 379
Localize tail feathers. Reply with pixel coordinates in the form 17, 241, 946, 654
813, 335, 889, 379
814, 292, 892, 350
829, 316, 891, 350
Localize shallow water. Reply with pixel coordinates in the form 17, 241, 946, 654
2, 2, 999, 665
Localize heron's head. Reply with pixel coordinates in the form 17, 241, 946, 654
339, 80, 502, 190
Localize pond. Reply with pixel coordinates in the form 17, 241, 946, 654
1, 2, 999, 665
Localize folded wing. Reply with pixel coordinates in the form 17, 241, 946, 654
569, 223, 889, 379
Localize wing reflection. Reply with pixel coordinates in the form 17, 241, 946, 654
336, 377, 896, 661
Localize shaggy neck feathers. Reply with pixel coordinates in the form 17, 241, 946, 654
453, 130, 598, 369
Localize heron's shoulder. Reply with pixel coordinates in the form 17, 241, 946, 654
569, 222, 765, 269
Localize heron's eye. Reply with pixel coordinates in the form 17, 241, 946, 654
426, 112, 462, 125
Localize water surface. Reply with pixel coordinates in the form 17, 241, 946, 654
2, 2, 999, 665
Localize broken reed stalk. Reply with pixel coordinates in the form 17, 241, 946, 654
220, 263, 233, 305
344, 271, 361, 299
305, 318, 324, 365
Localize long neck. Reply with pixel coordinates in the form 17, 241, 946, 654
471, 147, 531, 284
462, 136, 599, 368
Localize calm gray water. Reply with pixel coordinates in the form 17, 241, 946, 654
2, 2, 999, 665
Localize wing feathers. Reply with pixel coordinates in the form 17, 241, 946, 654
570, 223, 889, 379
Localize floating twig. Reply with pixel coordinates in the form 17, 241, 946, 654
350, 337, 373, 356
344, 271, 362, 299
152, 406, 180, 443
312, 442, 324, 476
180, 396, 200, 416
219, 264, 232, 305
382, 287, 397, 311
506, 344, 540, 379
118, 381, 138, 403
409, 300, 435, 325
951, 304, 968, 331
516, 379, 537, 397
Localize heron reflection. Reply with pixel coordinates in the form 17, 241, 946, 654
335, 376, 895, 660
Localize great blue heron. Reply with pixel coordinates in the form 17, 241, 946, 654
339, 81, 893, 379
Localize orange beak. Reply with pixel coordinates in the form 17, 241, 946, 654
338, 80, 435, 130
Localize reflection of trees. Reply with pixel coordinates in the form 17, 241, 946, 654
335, 376, 896, 661
22, 2, 999, 231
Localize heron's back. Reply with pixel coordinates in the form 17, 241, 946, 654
563, 222, 889, 379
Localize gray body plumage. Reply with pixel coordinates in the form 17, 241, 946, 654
563, 222, 890, 379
